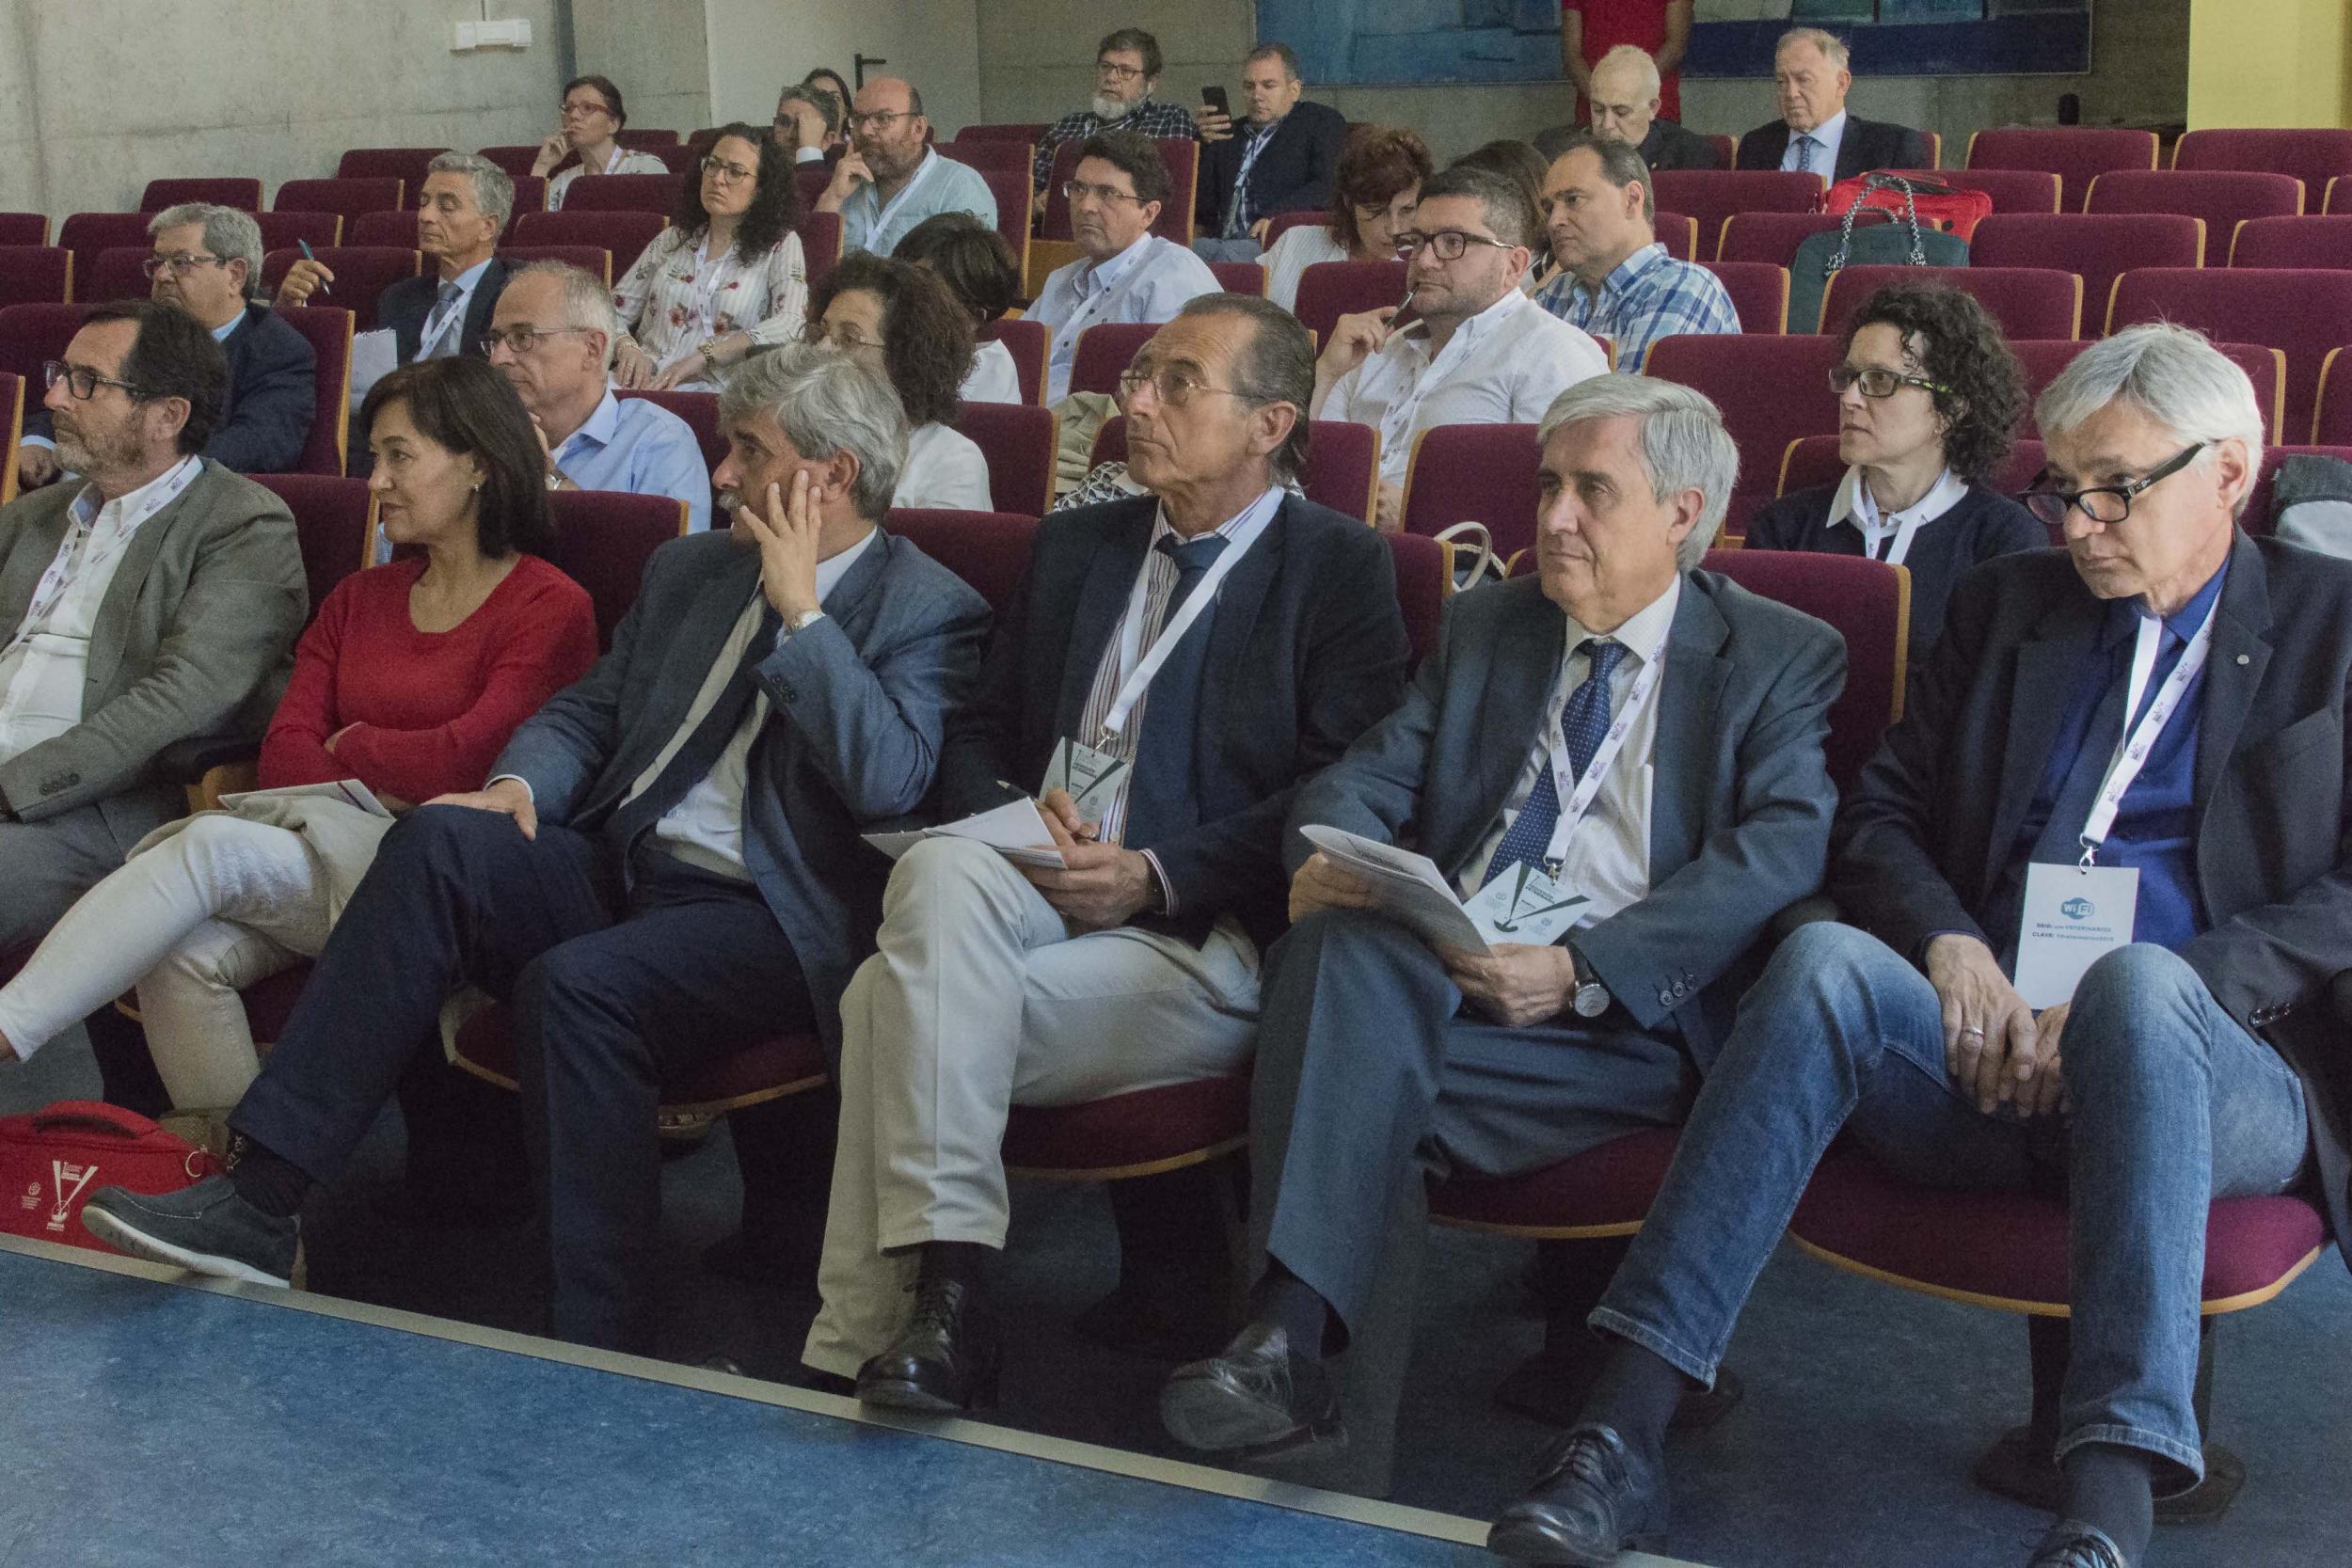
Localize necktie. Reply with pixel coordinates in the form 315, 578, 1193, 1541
1481, 640, 1628, 889
1121, 531, 1232, 848
423, 280, 465, 358
1794, 135, 1820, 177
608, 603, 783, 860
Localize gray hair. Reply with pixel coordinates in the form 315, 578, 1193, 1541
1537, 373, 1739, 569
1591, 43, 1661, 100
719, 341, 907, 520
424, 151, 516, 230
508, 260, 620, 371
2036, 323, 2266, 507
776, 84, 842, 137
149, 203, 263, 298
1776, 27, 1851, 71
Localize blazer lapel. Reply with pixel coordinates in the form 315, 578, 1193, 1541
1442, 585, 1564, 875
1646, 584, 1730, 877
85, 465, 205, 704
2191, 533, 2272, 809
0, 494, 71, 633
1981, 594, 2102, 897
1057, 502, 1153, 737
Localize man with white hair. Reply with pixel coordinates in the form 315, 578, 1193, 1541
1734, 26, 1931, 182
280, 152, 516, 368
1487, 324, 2352, 1568
1160, 374, 1846, 1496
1537, 44, 1720, 173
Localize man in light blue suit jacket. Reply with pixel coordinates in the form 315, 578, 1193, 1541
82, 348, 991, 1355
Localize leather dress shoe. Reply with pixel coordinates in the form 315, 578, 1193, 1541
1159, 1323, 1342, 1455
855, 1276, 999, 1413
2026, 1520, 2131, 1568
1486, 1424, 1665, 1566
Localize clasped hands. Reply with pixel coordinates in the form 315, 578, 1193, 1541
1924, 933, 2069, 1117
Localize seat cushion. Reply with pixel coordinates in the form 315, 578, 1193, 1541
1426, 1127, 1681, 1236
452, 1001, 827, 1112
238, 963, 314, 1046
1002, 1074, 1250, 1177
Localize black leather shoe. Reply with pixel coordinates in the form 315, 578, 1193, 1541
855, 1276, 999, 1413
1486, 1424, 1666, 1566
2026, 1520, 2131, 1568
1159, 1323, 1342, 1454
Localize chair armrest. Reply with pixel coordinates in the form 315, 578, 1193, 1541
186, 760, 260, 816
155, 733, 262, 784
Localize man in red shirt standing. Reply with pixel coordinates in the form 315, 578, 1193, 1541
1563, 0, 1692, 126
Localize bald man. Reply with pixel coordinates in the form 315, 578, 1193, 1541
1539, 44, 1721, 173
816, 75, 998, 257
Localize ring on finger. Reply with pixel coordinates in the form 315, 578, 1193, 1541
1958, 1025, 1987, 1040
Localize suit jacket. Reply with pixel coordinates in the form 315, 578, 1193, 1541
1831, 536, 2352, 1252
1288, 571, 1847, 1063
1737, 115, 1931, 182
490, 528, 990, 1053
1196, 101, 1351, 232
1534, 119, 1724, 172
24, 302, 316, 475
378, 257, 513, 366
938, 492, 1409, 952
0, 458, 307, 835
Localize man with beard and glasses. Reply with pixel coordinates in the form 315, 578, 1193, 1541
818, 76, 998, 260
1032, 27, 1202, 198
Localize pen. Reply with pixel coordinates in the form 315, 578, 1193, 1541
297, 238, 331, 295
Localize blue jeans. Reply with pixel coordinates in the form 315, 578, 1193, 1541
1191, 235, 1265, 263
1591, 924, 2310, 1483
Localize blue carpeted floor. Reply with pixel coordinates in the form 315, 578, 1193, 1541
8, 1030, 2346, 1568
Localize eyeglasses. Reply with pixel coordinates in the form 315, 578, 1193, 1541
1394, 230, 1512, 262
480, 325, 597, 356
561, 100, 613, 119
846, 109, 914, 133
43, 360, 148, 401
1117, 362, 1251, 410
801, 321, 884, 354
142, 252, 228, 280
1828, 365, 1951, 400
1063, 181, 1147, 208
1094, 61, 1145, 81
2021, 443, 2206, 529
701, 155, 758, 183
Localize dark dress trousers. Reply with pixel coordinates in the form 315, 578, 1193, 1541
1194, 102, 1352, 235
1736, 114, 1932, 182
376, 256, 513, 364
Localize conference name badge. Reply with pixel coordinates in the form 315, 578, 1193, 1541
1041, 737, 1128, 821
2012, 862, 2138, 1009
1460, 862, 1589, 950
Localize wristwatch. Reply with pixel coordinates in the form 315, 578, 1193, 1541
1567, 944, 1611, 1020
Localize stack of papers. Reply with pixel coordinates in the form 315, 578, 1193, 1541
864, 799, 1068, 869
1300, 825, 1489, 953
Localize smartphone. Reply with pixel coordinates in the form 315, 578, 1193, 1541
1201, 85, 1231, 118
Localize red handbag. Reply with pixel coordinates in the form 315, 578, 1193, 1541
0, 1101, 221, 1254
1822, 172, 1995, 241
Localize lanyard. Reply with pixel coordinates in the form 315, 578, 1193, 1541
9, 457, 199, 651
684, 237, 728, 333
1535, 634, 1670, 869
420, 277, 470, 355
598, 144, 628, 176
1844, 466, 1963, 567
1097, 490, 1280, 738
1229, 123, 1275, 230
866, 151, 938, 242
2076, 603, 2217, 866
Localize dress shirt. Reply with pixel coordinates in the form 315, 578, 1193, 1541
1781, 110, 1847, 179
1828, 464, 1970, 562
1222, 117, 1283, 237
418, 258, 494, 360
838, 150, 1000, 259
1323, 288, 1610, 483
793, 146, 827, 166
1261, 223, 1349, 312
1033, 99, 1201, 192
894, 421, 993, 511
613, 228, 809, 390
0, 456, 201, 765
1031, 235, 1221, 404
1456, 576, 1680, 917
546, 148, 671, 211
960, 337, 1024, 405
1532, 242, 1741, 367
549, 387, 714, 532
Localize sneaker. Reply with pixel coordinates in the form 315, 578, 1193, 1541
81, 1177, 298, 1288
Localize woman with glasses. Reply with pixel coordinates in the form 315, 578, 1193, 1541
0, 357, 597, 1124
537, 74, 671, 212
1745, 281, 2045, 670
611, 122, 807, 392
804, 252, 992, 512
1260, 126, 1434, 313
893, 212, 1026, 405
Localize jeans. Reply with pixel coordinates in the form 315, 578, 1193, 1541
1191, 235, 1265, 264
1592, 924, 2310, 1484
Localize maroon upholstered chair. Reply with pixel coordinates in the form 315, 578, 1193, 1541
2009, 339, 2284, 443
141, 177, 263, 213
0, 305, 90, 401
453, 1007, 830, 1120
884, 509, 1041, 611
272, 306, 355, 476
561, 174, 683, 216
1965, 127, 2159, 213
255, 210, 343, 253
1067, 321, 1158, 398
1645, 333, 1847, 536
1384, 530, 1454, 666
615, 388, 723, 480
796, 211, 842, 293
1090, 415, 1380, 524
1875, 166, 2059, 214
336, 148, 446, 189
2087, 170, 2306, 259
56, 214, 156, 298
959, 122, 1051, 146
1292, 258, 1408, 347
2316, 352, 2352, 446
2229, 214, 2352, 271
1650, 169, 1824, 261
1259, 210, 1327, 247
1702, 134, 1736, 169
511, 209, 668, 262
475, 145, 543, 182
85, 248, 155, 308
1969, 213, 2203, 338
261, 248, 420, 333
793, 166, 831, 215
0, 246, 72, 309
345, 211, 418, 248
1652, 212, 1697, 261
933, 139, 1033, 175
251, 474, 376, 610
979, 318, 1048, 407
2331, 177, 2350, 217
1040, 138, 1200, 244
976, 167, 1034, 284
542, 489, 691, 647
1818, 263, 2082, 339
505, 177, 548, 229
1698, 261, 1788, 333
275, 178, 406, 229
644, 145, 702, 176
1717, 210, 1880, 266
0, 213, 50, 245
2107, 267, 2352, 442
952, 402, 1057, 517
1400, 422, 1542, 561
2173, 127, 2352, 200
612, 129, 678, 150
501, 245, 614, 287
1207, 261, 1265, 295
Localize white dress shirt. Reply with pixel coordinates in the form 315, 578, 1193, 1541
1829, 464, 1970, 565
894, 421, 993, 511
1456, 576, 1682, 925
960, 338, 1024, 405
1322, 289, 1610, 483
547, 147, 672, 211
1781, 110, 1847, 180
1030, 234, 1221, 404
1261, 223, 1349, 312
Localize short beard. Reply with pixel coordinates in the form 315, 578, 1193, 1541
53, 418, 140, 481
1089, 91, 1132, 120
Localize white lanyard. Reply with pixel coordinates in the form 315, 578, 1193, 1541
1534, 634, 1669, 869
1844, 467, 1963, 568
597, 144, 628, 176
1097, 492, 1280, 738
684, 237, 729, 335
2076, 604, 2217, 865
866, 151, 938, 242
9, 458, 198, 651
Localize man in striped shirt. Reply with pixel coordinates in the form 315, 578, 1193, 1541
1534, 133, 1740, 370
1032, 27, 1203, 196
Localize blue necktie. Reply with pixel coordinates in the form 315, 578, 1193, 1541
1122, 531, 1231, 848
609, 602, 782, 863
1793, 134, 1820, 176
1481, 640, 1627, 890
423, 280, 465, 358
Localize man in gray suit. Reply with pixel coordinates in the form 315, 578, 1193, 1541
0, 300, 305, 1085
1158, 374, 1847, 1492
83, 346, 993, 1354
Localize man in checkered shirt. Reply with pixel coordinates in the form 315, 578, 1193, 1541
1032, 27, 1202, 196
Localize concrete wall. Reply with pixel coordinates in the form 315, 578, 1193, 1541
0, 1, 566, 221
975, 0, 2191, 167
574, 0, 713, 137
2187, 0, 2352, 130
699, 0, 982, 138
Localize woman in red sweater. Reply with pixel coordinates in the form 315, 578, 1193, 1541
0, 358, 598, 1113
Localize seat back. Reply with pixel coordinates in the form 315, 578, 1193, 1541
260, 247, 421, 332
1819, 263, 2082, 340
1292, 258, 1408, 347
504, 177, 548, 230
1260, 210, 1327, 247
1701, 550, 1909, 784
2107, 268, 2352, 441
1698, 261, 1788, 333
1653, 212, 1698, 262
1041, 139, 1199, 243
0, 372, 22, 504
561, 174, 684, 215
2087, 170, 2306, 255
335, 148, 447, 189
510, 209, 668, 261
1208, 261, 1265, 295
2316, 350, 2352, 446
346, 211, 417, 248
141, 177, 262, 213
87, 246, 155, 305
1965, 127, 2159, 213
502, 244, 613, 287
250, 474, 374, 609
0, 214, 48, 245
957, 123, 1052, 146
255, 211, 342, 253
56, 213, 155, 299
979, 318, 1049, 407
1645, 333, 1847, 536
884, 509, 1041, 612
2173, 128, 2352, 200
2230, 214, 2352, 271
614, 387, 724, 478
1385, 531, 1453, 667
2008, 338, 2284, 442
273, 306, 355, 475
1779, 432, 2047, 514
275, 177, 406, 226
951, 401, 1057, 517
614, 128, 680, 150
645, 145, 702, 176
1090, 413, 1380, 525
0, 246, 72, 309
1969, 213, 2203, 337
1873, 166, 2059, 214
0, 304, 91, 394
1400, 422, 1542, 560
933, 139, 1033, 175
544, 489, 691, 648
977, 166, 1034, 283
475, 145, 543, 181
1651, 169, 1824, 260
1068, 321, 1158, 398
797, 210, 843, 293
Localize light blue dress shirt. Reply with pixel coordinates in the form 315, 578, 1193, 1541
418, 258, 494, 360
1780, 110, 1847, 179
1030, 235, 1221, 404
839, 150, 1000, 259
552, 388, 713, 533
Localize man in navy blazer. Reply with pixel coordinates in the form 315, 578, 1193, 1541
1159, 374, 1844, 1496
1488, 326, 2352, 1568
82, 346, 991, 1354
1193, 43, 1350, 261
802, 293, 1409, 1413
310, 153, 516, 367
1733, 27, 1931, 183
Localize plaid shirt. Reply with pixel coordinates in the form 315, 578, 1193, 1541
1034, 99, 1201, 191
1532, 243, 1741, 369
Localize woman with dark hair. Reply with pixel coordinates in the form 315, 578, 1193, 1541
612, 122, 808, 391
1452, 138, 1555, 280
0, 358, 597, 1117
1260, 125, 1433, 312
893, 212, 1025, 404
1745, 281, 2045, 667
537, 73, 671, 210
803, 67, 853, 121
805, 252, 990, 510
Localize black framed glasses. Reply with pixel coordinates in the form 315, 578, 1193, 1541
2021, 443, 2206, 529
1829, 365, 1950, 399
479, 325, 597, 356
141, 252, 228, 280
43, 360, 148, 401
1062, 180, 1146, 208
1116, 362, 1251, 410
700, 155, 757, 183
1393, 230, 1512, 262
800, 321, 883, 354
846, 109, 914, 133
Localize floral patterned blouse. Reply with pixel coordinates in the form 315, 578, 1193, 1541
612, 226, 809, 390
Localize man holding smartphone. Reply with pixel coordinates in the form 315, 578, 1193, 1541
1193, 43, 1349, 264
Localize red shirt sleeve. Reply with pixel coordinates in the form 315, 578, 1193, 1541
256, 577, 357, 790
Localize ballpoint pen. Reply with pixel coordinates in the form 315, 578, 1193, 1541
296, 238, 331, 295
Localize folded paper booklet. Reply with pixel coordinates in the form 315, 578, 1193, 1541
218, 779, 393, 818
1299, 824, 1490, 954
864, 798, 1068, 869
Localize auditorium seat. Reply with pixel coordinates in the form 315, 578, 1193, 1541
0, 372, 22, 504
0, 304, 90, 398
1965, 126, 2159, 213
952, 401, 1057, 518
1651, 169, 1823, 260
614, 388, 723, 479
57, 213, 158, 298
977, 166, 1034, 286
346, 211, 417, 247
2172, 127, 2352, 204
2086, 170, 2306, 254
275, 177, 406, 229
1645, 333, 1847, 535
475, 145, 542, 182
256, 210, 343, 254
933, 139, 1033, 175
1259, 210, 1326, 248
1969, 213, 2204, 337
2106, 267, 2352, 441
2315, 351, 2352, 446
1716, 210, 1881, 266
251, 474, 376, 610
561, 174, 684, 216
1292, 258, 1408, 347
0, 214, 49, 245
511, 208, 667, 264
260, 247, 421, 332
1875, 166, 2059, 214
2331, 177, 2349, 216
2008, 337, 2284, 443
0, 246, 72, 309
1400, 422, 1541, 561
274, 306, 356, 476
502, 244, 614, 287
85, 247, 156, 305
505, 176, 548, 229
2229, 214, 2352, 271
1703, 133, 1736, 169
885, 509, 1041, 610
336, 148, 446, 189
1206, 261, 1264, 295
979, 318, 1048, 407
1780, 433, 2047, 515
1067, 322, 1158, 399
794, 166, 830, 214
1653, 212, 1697, 262
1698, 261, 1788, 333
645, 145, 701, 176
140, 177, 262, 213
1818, 263, 2081, 339
1092, 415, 1380, 524
797, 211, 842, 293
1040, 138, 1200, 245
